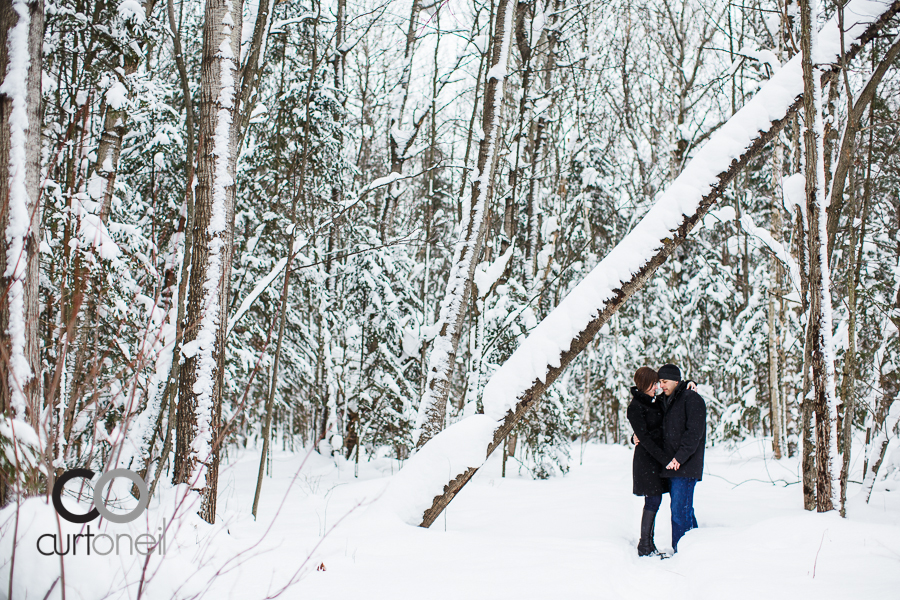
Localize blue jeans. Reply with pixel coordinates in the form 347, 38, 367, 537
669, 477, 698, 551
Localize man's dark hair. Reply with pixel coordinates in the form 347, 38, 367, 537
634, 366, 658, 392
657, 363, 682, 381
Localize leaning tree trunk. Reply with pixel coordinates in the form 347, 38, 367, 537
391, 0, 900, 528
800, 0, 839, 513
414, 0, 518, 449
174, 0, 242, 524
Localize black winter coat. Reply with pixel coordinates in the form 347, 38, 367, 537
626, 387, 670, 496
659, 380, 707, 481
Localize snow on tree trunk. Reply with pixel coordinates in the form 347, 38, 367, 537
0, 0, 42, 427
386, 0, 900, 527
768, 139, 784, 460
414, 0, 518, 450
174, 0, 242, 524
800, 0, 839, 513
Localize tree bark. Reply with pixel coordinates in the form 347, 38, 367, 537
174, 0, 243, 524
0, 0, 42, 505
838, 140, 867, 516
0, 0, 42, 418
768, 136, 784, 459
800, 0, 838, 513
800, 306, 817, 510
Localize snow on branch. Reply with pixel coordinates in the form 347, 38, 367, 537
227, 256, 288, 337
737, 213, 802, 296
703, 206, 802, 295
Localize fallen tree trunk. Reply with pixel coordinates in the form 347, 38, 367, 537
382, 0, 900, 528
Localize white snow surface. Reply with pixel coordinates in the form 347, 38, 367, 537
393, 0, 892, 525
4, 440, 898, 599
474, 245, 514, 298
78, 213, 121, 260
117, 0, 145, 23
1, 0, 33, 417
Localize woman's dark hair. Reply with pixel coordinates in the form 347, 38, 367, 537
634, 367, 658, 393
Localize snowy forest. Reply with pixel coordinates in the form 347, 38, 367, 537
0, 0, 899, 595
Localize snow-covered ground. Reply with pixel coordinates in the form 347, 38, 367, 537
3, 440, 899, 599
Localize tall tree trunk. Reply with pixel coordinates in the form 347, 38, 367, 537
174, 0, 243, 524
768, 141, 784, 460
523, 1, 558, 296
414, 0, 518, 449
793, 116, 816, 508
801, 306, 816, 510
146, 0, 200, 501
0, 0, 42, 505
509, 4, 532, 282
800, 0, 838, 513
838, 146, 866, 516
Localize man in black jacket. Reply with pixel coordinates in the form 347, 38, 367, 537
657, 363, 706, 552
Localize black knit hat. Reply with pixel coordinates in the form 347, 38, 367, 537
657, 363, 682, 381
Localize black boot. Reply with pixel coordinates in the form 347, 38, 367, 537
637, 509, 658, 557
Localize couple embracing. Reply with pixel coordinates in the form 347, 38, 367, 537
627, 364, 706, 557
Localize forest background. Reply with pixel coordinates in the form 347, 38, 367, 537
0, 0, 898, 529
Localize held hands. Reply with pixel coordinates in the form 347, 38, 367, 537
635, 432, 679, 469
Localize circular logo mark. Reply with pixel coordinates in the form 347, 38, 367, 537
52, 468, 149, 524
52, 468, 99, 523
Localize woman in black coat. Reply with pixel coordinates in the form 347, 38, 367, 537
626, 367, 670, 557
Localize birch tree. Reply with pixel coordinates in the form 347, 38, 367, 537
0, 0, 42, 504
